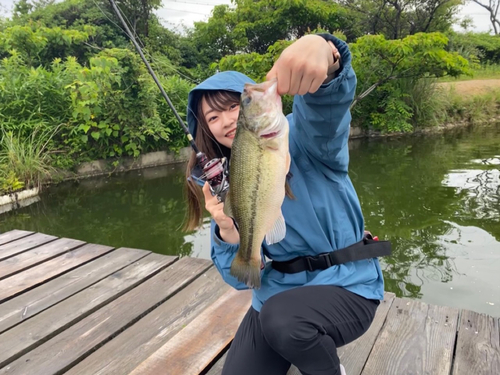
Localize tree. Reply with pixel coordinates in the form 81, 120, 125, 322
9, 0, 129, 50
338, 0, 461, 39
101, 0, 162, 39
350, 32, 470, 131
9, 0, 163, 48
469, 0, 500, 34
351, 32, 469, 105
191, 0, 354, 64
0, 25, 92, 66
13, 0, 34, 17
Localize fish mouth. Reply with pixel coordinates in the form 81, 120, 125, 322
260, 131, 279, 139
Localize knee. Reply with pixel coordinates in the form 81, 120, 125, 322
260, 294, 317, 353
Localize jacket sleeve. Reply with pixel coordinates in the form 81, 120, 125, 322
290, 34, 357, 173
210, 220, 249, 290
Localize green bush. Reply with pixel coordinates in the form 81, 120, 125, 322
0, 171, 25, 195
351, 33, 470, 132
0, 54, 76, 131
447, 32, 500, 66
0, 41, 194, 166
0, 25, 92, 66
155, 75, 195, 152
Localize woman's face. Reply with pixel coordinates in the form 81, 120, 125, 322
201, 97, 240, 149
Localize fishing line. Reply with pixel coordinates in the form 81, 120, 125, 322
107, 0, 230, 201
93, 0, 198, 84
107, 0, 199, 153
114, 2, 200, 84
115, 2, 145, 47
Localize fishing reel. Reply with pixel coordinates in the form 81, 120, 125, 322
190, 153, 230, 203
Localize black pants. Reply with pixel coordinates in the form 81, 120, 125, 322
222, 285, 380, 375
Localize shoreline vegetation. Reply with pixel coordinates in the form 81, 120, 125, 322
1, 76, 499, 203
2, 0, 500, 199
2, 80, 499, 193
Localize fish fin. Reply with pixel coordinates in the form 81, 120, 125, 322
265, 211, 286, 245
230, 255, 262, 289
223, 193, 234, 218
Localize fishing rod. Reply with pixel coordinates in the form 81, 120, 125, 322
107, 0, 229, 201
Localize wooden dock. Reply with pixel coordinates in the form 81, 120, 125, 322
0, 229, 498, 375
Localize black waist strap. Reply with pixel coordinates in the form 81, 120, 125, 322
271, 237, 391, 274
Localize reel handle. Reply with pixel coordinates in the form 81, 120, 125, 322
196, 153, 230, 202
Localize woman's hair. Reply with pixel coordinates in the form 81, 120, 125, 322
184, 90, 240, 231
183, 89, 294, 231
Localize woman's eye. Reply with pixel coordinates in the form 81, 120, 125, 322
230, 103, 239, 110
208, 116, 217, 122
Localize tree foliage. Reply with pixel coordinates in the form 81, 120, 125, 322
0, 0, 494, 186
215, 32, 470, 132
447, 31, 500, 65
190, 0, 353, 65
0, 25, 93, 65
351, 32, 470, 131
338, 0, 461, 39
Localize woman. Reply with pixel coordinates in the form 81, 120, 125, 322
184, 33, 387, 375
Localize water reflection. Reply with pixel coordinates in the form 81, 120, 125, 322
348, 123, 500, 315
0, 123, 499, 315
443, 169, 499, 221
0, 163, 198, 258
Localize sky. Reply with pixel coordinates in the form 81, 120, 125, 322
0, 0, 496, 34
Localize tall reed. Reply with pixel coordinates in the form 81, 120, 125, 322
0, 124, 59, 191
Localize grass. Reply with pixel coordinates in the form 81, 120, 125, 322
0, 125, 59, 192
440, 86, 500, 124
439, 64, 500, 82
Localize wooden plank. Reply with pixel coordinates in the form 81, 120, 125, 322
0, 233, 57, 261
337, 292, 395, 375
361, 298, 459, 375
0, 238, 85, 280
0, 243, 114, 303
206, 352, 228, 375
0, 248, 151, 334
209, 292, 396, 375
66, 266, 231, 375
452, 309, 500, 375
0, 252, 175, 368
0, 257, 211, 375
0, 230, 33, 246
130, 288, 252, 375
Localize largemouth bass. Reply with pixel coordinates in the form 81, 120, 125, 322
224, 78, 290, 289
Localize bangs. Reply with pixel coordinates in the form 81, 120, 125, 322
202, 90, 241, 112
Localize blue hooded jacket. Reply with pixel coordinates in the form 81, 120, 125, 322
187, 35, 385, 312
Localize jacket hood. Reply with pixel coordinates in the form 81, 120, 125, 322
187, 71, 255, 138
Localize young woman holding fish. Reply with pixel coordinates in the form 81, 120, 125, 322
184, 34, 389, 375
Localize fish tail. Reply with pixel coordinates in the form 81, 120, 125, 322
230, 255, 262, 289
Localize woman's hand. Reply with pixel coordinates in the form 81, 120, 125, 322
203, 183, 240, 244
266, 34, 337, 96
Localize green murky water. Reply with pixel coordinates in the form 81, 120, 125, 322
1, 124, 499, 316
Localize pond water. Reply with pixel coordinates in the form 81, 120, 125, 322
1, 123, 499, 316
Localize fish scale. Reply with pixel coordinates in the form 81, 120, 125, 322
224, 79, 289, 289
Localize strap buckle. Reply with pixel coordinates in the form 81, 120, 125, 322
305, 253, 332, 271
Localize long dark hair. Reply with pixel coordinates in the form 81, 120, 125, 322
184, 90, 240, 231
183, 90, 294, 231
